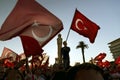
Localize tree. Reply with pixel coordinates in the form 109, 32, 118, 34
76, 41, 88, 63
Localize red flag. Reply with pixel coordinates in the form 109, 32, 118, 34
20, 36, 43, 57
0, 0, 63, 47
1, 47, 18, 62
97, 61, 103, 68
103, 60, 110, 68
71, 9, 100, 43
94, 53, 106, 61
115, 56, 120, 64
97, 60, 110, 68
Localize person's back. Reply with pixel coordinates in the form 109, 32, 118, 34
61, 41, 70, 70
66, 63, 104, 80
61, 47, 70, 59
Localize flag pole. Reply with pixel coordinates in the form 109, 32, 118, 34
65, 28, 71, 42
66, 8, 77, 42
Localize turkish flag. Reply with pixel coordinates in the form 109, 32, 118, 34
103, 60, 110, 68
97, 60, 110, 68
1, 47, 18, 62
20, 36, 43, 57
97, 61, 103, 68
0, 0, 63, 47
94, 53, 106, 61
71, 9, 100, 43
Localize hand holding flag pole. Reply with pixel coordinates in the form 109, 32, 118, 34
66, 26, 71, 42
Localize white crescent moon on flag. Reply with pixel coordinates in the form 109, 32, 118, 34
75, 18, 87, 30
32, 26, 53, 42
75, 18, 83, 30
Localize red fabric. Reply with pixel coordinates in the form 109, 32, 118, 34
115, 56, 120, 64
20, 36, 43, 57
97, 61, 103, 68
95, 53, 106, 61
94, 53, 106, 61
97, 60, 110, 68
71, 9, 100, 43
0, 0, 63, 47
4, 59, 14, 68
103, 60, 110, 68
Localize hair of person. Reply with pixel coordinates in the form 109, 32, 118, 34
63, 41, 67, 45
51, 70, 67, 80
66, 63, 104, 80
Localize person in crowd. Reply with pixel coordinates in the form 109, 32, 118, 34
34, 69, 47, 80
51, 70, 67, 80
109, 64, 120, 80
66, 63, 104, 80
61, 41, 70, 70
0, 66, 6, 80
103, 67, 112, 80
24, 69, 34, 80
3, 68, 24, 80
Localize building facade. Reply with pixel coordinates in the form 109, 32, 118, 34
108, 38, 120, 60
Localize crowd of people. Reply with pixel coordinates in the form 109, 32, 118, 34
0, 36, 120, 80
0, 58, 52, 80
51, 62, 120, 80
0, 58, 120, 80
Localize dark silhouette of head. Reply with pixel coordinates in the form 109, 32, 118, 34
66, 63, 104, 80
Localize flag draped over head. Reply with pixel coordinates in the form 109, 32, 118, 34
70, 9, 100, 43
0, 0, 63, 47
20, 36, 43, 57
